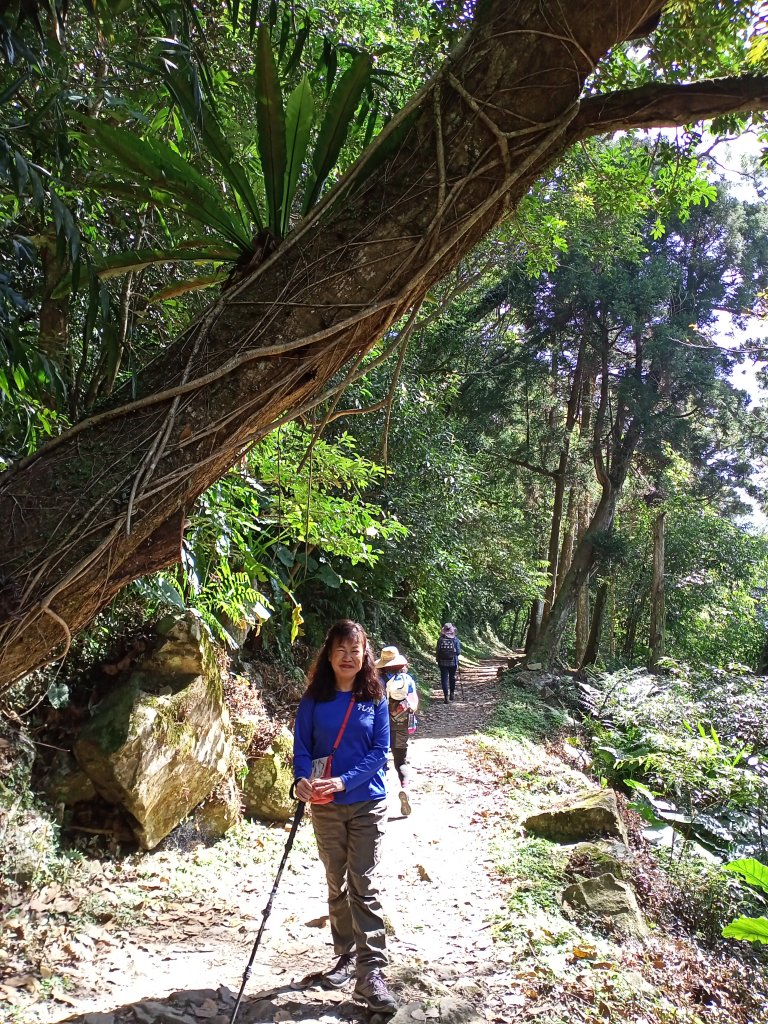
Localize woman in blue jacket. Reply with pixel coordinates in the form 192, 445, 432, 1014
293, 619, 396, 1015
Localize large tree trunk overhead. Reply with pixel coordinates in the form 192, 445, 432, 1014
2, 1, 768, 689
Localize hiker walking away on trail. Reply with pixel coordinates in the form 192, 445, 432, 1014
436, 622, 461, 703
375, 645, 419, 818
293, 620, 397, 1015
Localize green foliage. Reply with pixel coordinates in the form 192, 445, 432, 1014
585, 663, 768, 857
489, 684, 569, 743
150, 422, 404, 652
495, 834, 569, 918
613, 463, 768, 668
1, 0, 768, 686
723, 914, 768, 942
722, 858, 768, 944
726, 857, 768, 891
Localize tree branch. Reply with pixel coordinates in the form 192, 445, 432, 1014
502, 455, 559, 479
570, 75, 768, 142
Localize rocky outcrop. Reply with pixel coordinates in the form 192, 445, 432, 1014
74, 613, 231, 849
562, 872, 649, 939
44, 766, 97, 807
524, 788, 628, 844
524, 789, 648, 941
240, 726, 295, 821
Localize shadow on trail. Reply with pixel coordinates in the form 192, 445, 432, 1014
59, 984, 371, 1024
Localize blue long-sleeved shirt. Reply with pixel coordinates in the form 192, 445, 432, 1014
293, 691, 389, 803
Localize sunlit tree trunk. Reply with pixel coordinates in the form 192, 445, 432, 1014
556, 487, 577, 595
527, 327, 650, 667
574, 491, 592, 663
525, 599, 545, 655
622, 587, 648, 661
543, 337, 587, 614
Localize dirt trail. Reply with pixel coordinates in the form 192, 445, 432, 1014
53, 657, 512, 1024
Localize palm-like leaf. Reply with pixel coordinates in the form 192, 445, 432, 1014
79, 116, 252, 248
302, 52, 372, 214
97, 245, 242, 278
147, 272, 229, 302
255, 24, 286, 235
50, 244, 241, 298
282, 75, 314, 236
164, 73, 265, 234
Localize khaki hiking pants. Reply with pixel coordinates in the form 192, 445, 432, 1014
311, 799, 388, 976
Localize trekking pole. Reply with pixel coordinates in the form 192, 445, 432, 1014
229, 797, 306, 1024
459, 663, 466, 700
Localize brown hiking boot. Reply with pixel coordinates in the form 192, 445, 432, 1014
353, 970, 397, 1013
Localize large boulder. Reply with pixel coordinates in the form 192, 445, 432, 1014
74, 613, 231, 849
562, 873, 649, 940
240, 726, 295, 821
524, 789, 628, 844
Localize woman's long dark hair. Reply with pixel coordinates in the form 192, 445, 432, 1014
305, 620, 383, 702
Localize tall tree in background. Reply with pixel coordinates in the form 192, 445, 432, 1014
526, 194, 768, 666
2, 1, 768, 688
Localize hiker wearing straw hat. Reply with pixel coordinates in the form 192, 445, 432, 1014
375, 645, 419, 817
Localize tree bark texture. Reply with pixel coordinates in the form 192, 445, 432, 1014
622, 587, 648, 662
525, 599, 544, 655
2, 1, 768, 687
649, 509, 666, 669
556, 487, 577, 597
574, 492, 592, 664
543, 336, 587, 613
38, 232, 70, 365
581, 581, 609, 668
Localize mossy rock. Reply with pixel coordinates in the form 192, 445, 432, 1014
191, 774, 242, 838
567, 839, 635, 881
240, 726, 295, 822
44, 766, 97, 806
231, 714, 259, 754
524, 788, 628, 844
74, 613, 231, 849
562, 872, 649, 940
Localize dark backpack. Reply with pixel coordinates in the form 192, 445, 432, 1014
436, 635, 456, 665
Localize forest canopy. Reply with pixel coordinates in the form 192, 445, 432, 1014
1, 0, 768, 686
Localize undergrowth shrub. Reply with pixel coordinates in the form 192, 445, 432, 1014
490, 682, 569, 742
583, 662, 768, 858
0, 728, 77, 887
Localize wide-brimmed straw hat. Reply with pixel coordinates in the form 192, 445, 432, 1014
375, 645, 408, 670
441, 623, 456, 637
